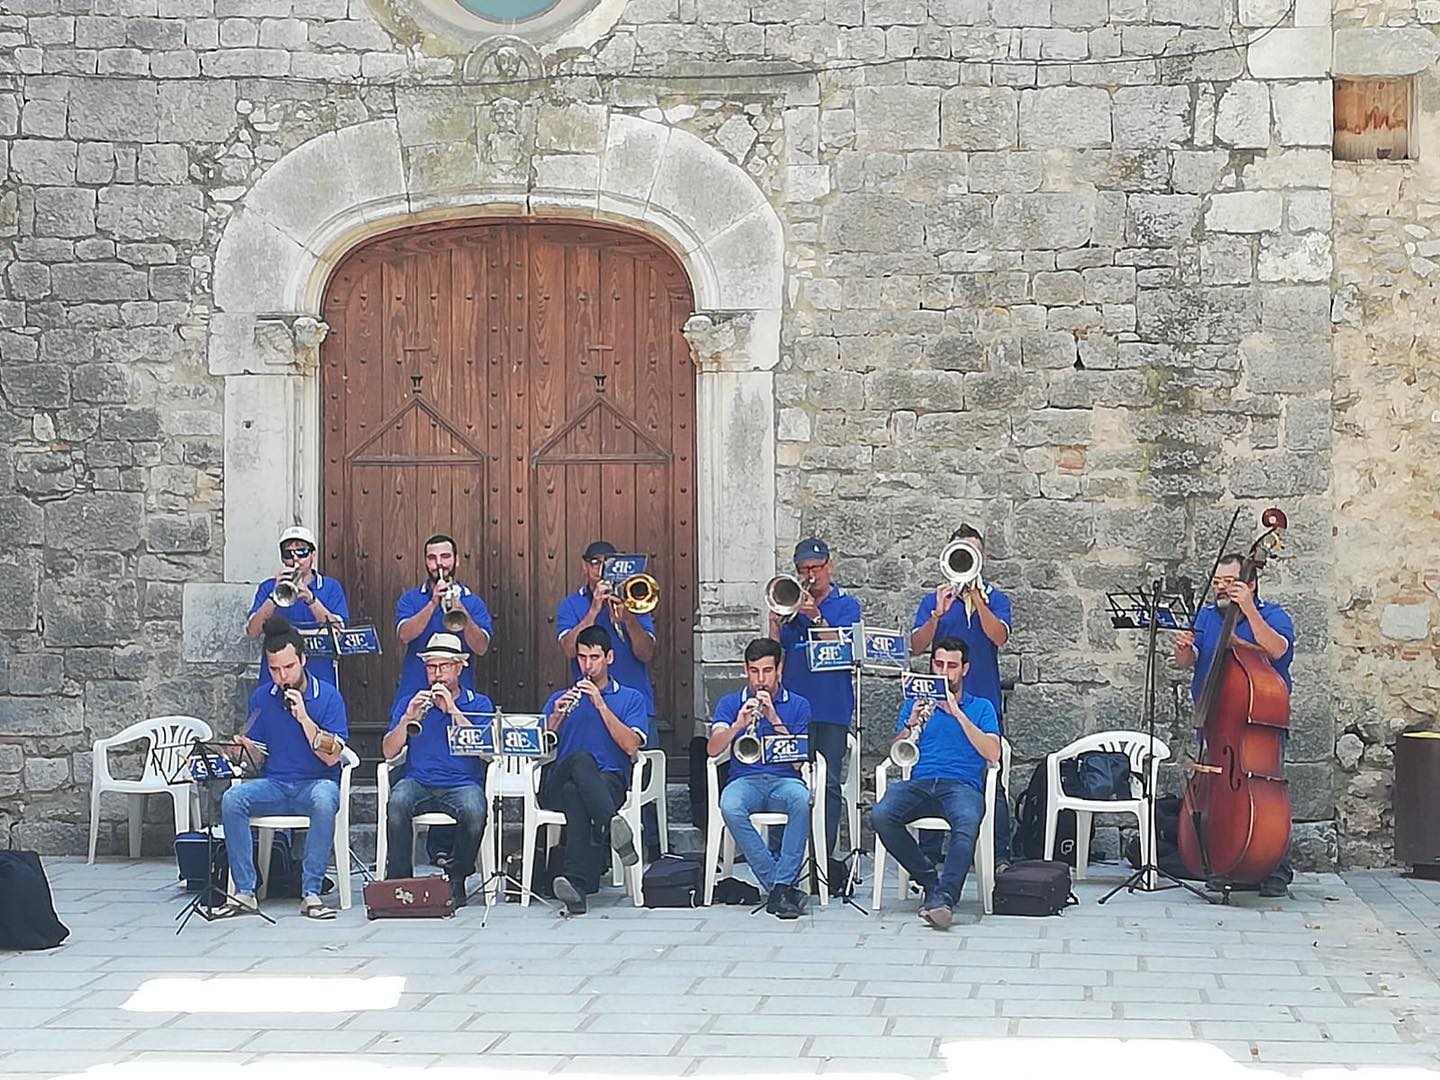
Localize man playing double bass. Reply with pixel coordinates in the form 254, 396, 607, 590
1173, 552, 1296, 898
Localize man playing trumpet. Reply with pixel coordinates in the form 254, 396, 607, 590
709, 638, 814, 920
217, 615, 349, 920
381, 632, 491, 907
871, 636, 1000, 930
245, 526, 349, 689
540, 625, 650, 916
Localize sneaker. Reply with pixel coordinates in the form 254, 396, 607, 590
448, 874, 468, 909
609, 815, 639, 867
553, 875, 588, 916
772, 886, 802, 921
787, 885, 809, 916
1258, 878, 1289, 899
765, 884, 787, 915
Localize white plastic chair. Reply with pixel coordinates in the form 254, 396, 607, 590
375, 748, 496, 887
701, 752, 828, 907
242, 746, 359, 909
88, 716, 214, 862
871, 737, 1011, 915
611, 750, 669, 905
1044, 730, 1170, 888
844, 731, 861, 852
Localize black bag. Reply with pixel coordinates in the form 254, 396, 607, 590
1123, 793, 1202, 880
1063, 751, 1135, 800
0, 851, 70, 950
712, 876, 762, 905
642, 854, 702, 908
1014, 767, 1077, 865
992, 859, 1077, 917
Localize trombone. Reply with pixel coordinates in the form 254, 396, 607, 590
732, 699, 766, 766
890, 701, 936, 769
617, 573, 660, 614
938, 537, 984, 617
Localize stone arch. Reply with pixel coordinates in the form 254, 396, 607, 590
205, 112, 783, 670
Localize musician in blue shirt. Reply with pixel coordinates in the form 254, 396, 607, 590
540, 625, 649, 916
555, 540, 657, 718
246, 526, 349, 688
709, 638, 814, 920
1173, 552, 1296, 898
769, 537, 861, 857
382, 633, 491, 907
392, 534, 493, 710
871, 636, 1000, 930
218, 616, 349, 921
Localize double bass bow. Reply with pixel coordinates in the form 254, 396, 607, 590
1177, 508, 1293, 887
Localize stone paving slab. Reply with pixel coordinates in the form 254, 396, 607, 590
0, 859, 1438, 1077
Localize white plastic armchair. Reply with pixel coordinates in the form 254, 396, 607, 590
89, 715, 213, 862
1044, 730, 1169, 887
701, 751, 828, 907
871, 737, 1011, 915
247, 746, 359, 909
844, 731, 861, 852
375, 748, 495, 886
485, 756, 563, 907
611, 750, 668, 905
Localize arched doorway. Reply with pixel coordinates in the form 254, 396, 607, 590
319, 219, 697, 759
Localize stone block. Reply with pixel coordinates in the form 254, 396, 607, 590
146, 513, 212, 554
1021, 330, 1077, 368
51, 263, 149, 301
994, 193, 1094, 249
1215, 81, 1270, 148
100, 407, 162, 440
1012, 500, 1095, 557
42, 579, 140, 648
32, 187, 95, 238
1287, 761, 1334, 820
1379, 602, 1431, 642
1229, 452, 1329, 497
1257, 232, 1331, 283
1204, 191, 1283, 233
0, 563, 39, 631
1126, 194, 1200, 246
1261, 286, 1330, 335
1, 363, 71, 409
1247, 27, 1331, 79
854, 86, 939, 149
96, 186, 204, 241
1136, 287, 1260, 344
821, 194, 924, 252
157, 80, 237, 142
862, 370, 964, 411
0, 497, 43, 546
1004, 683, 1085, 760
1019, 86, 1111, 148
536, 102, 607, 154
992, 0, 1051, 27
1270, 81, 1331, 147
1112, 86, 1191, 148
0, 694, 82, 736
11, 140, 78, 184
43, 491, 143, 552
967, 151, 1041, 193
1081, 267, 1136, 304
940, 87, 1018, 150
1333, 28, 1440, 76
923, 196, 990, 251
84, 679, 149, 739
1032, 272, 1083, 306
68, 80, 158, 141
650, 126, 767, 246
23, 756, 69, 792
182, 583, 266, 665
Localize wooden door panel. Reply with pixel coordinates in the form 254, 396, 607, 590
322, 220, 696, 757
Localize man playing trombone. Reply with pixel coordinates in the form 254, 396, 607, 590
540, 625, 650, 916
381, 632, 491, 907
871, 636, 1000, 930
708, 638, 814, 920
767, 537, 860, 857
245, 526, 349, 689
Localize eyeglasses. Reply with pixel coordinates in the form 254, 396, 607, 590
280, 547, 313, 561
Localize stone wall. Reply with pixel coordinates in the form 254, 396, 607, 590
0, 0, 1426, 866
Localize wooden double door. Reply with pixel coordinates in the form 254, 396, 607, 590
320, 220, 698, 758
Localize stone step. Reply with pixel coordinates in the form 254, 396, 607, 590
345, 820, 706, 869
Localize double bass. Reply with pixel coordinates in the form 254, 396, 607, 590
1177, 509, 1292, 886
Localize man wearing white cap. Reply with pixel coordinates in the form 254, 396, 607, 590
246, 525, 349, 689
382, 632, 491, 907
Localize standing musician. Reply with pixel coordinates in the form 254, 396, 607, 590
217, 615, 349, 921
1172, 552, 1296, 898
246, 526, 349, 688
382, 632, 491, 908
909, 523, 1013, 866
540, 625, 649, 916
767, 537, 860, 856
708, 637, 814, 920
871, 636, 1001, 930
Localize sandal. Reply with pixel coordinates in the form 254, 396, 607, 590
210, 897, 259, 919
299, 896, 337, 920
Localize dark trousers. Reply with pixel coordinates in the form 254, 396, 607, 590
539, 751, 627, 893
812, 722, 848, 855
386, 779, 486, 880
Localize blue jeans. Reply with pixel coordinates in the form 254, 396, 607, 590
719, 774, 811, 892
920, 777, 1010, 867
385, 778, 487, 880
872, 777, 984, 907
811, 722, 848, 855
221, 777, 340, 898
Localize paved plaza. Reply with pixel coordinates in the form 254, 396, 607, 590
2, 858, 1439, 1079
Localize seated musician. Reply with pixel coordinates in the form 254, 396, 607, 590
381, 632, 491, 908
245, 525, 349, 689
540, 625, 649, 916
708, 638, 813, 920
870, 636, 1001, 930
218, 616, 349, 920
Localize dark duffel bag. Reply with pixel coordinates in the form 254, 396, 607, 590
0, 851, 70, 950
992, 859, 1077, 917
363, 876, 454, 919
642, 854, 703, 908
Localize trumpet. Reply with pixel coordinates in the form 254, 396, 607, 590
273, 569, 301, 608
890, 701, 936, 769
938, 537, 984, 616
765, 574, 807, 619
406, 683, 446, 736
436, 574, 467, 632
732, 699, 767, 765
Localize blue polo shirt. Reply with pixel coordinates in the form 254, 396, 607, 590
244, 676, 348, 783
911, 582, 1012, 721
555, 588, 656, 718
712, 686, 813, 781
392, 582, 494, 709
779, 585, 862, 728
387, 687, 491, 789
543, 678, 649, 777
248, 573, 349, 688
1189, 599, 1295, 701
894, 691, 998, 790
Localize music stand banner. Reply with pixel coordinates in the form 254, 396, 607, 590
902, 672, 947, 702
806, 626, 854, 672
600, 554, 648, 585
859, 624, 907, 669
447, 713, 498, 757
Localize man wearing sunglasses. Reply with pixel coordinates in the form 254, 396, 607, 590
246, 526, 349, 689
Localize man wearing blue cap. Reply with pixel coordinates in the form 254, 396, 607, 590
768, 537, 861, 856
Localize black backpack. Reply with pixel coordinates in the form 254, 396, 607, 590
0, 851, 70, 950
1014, 766, 1078, 865
642, 854, 703, 907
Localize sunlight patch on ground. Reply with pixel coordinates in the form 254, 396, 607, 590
121, 977, 405, 1013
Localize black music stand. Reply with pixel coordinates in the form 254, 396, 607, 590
165, 739, 277, 933
1097, 582, 1215, 907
